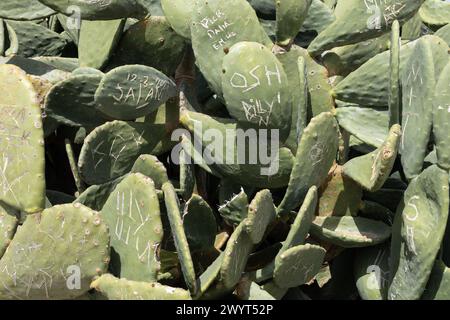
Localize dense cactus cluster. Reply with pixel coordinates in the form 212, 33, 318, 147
0, 0, 449, 300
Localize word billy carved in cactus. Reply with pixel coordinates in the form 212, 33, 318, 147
229, 64, 283, 126
171, 124, 281, 176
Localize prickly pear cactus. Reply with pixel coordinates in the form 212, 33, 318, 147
0, 204, 110, 300
100, 173, 163, 282
0, 64, 45, 213
0, 0, 448, 301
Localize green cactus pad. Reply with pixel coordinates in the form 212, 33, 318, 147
0, 203, 110, 300
107, 16, 186, 76
308, 0, 423, 55
277, 45, 334, 118
432, 60, 450, 170
419, 0, 450, 27
183, 194, 217, 252
422, 260, 450, 300
219, 223, 254, 289
277, 112, 339, 217
281, 186, 317, 252
78, 120, 174, 185
353, 243, 390, 300
282, 55, 308, 153
0, 64, 45, 213
0, 204, 18, 258
236, 281, 276, 300
179, 148, 195, 201
301, 0, 335, 33
402, 12, 423, 40
334, 35, 448, 107
389, 165, 449, 300
221, 41, 291, 138
310, 216, 391, 248
75, 175, 126, 211
71, 67, 104, 76
100, 173, 163, 282
322, 34, 390, 77
0, 0, 55, 21
218, 189, 249, 227
179, 133, 216, 176
161, 0, 193, 39
78, 19, 125, 70
190, 0, 272, 95
38, 0, 146, 20
131, 154, 169, 189
260, 281, 288, 299
91, 274, 191, 300
334, 107, 389, 148
274, 244, 326, 288
275, 0, 312, 46
435, 24, 450, 45
244, 189, 276, 244
33, 56, 79, 72
389, 21, 401, 127
5, 20, 67, 58
400, 37, 435, 180
44, 73, 106, 127
318, 164, 362, 217
162, 182, 197, 294
179, 109, 294, 188
343, 124, 401, 192
196, 252, 225, 298
0, 19, 4, 56
95, 65, 177, 121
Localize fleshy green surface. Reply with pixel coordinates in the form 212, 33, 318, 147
310, 216, 391, 248
91, 274, 191, 300
0, 64, 45, 213
389, 165, 449, 300
100, 173, 163, 282
0, 204, 110, 300
95, 65, 177, 120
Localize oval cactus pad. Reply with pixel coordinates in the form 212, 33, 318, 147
95, 65, 177, 120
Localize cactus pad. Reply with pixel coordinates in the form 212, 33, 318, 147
343, 124, 401, 192
432, 60, 450, 170
277, 112, 339, 217
91, 274, 191, 300
0, 203, 110, 300
78, 120, 174, 185
100, 173, 163, 282
0, 64, 45, 213
162, 182, 197, 294
273, 244, 326, 288
0, 204, 18, 258
95, 65, 177, 120
310, 216, 391, 248
389, 165, 449, 300
131, 154, 169, 189
183, 194, 217, 252
221, 41, 291, 137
